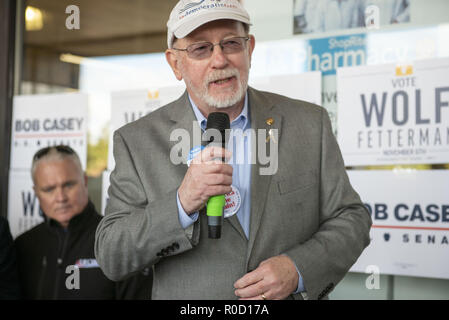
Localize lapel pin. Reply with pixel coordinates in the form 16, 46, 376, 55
266, 118, 274, 126
266, 128, 278, 143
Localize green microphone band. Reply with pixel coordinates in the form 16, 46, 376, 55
207, 195, 226, 216
207, 195, 225, 239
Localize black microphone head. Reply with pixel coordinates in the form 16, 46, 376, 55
204, 112, 230, 147
205, 113, 229, 240
206, 112, 230, 131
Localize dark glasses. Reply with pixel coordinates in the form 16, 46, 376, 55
33, 145, 76, 161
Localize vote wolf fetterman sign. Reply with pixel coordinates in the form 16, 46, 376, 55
337, 57, 449, 166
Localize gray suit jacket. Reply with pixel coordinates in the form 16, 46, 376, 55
95, 87, 372, 300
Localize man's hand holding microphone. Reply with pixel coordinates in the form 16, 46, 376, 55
178, 112, 231, 238
178, 146, 233, 216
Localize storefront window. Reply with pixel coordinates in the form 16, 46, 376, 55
17, 0, 178, 209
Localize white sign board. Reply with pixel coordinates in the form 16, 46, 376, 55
348, 170, 449, 279
7, 171, 44, 239
11, 93, 88, 170
108, 86, 185, 170
337, 58, 449, 166
250, 71, 322, 106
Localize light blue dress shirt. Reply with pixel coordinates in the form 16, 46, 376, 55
176, 93, 305, 294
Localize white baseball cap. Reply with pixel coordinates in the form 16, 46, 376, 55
167, 0, 251, 48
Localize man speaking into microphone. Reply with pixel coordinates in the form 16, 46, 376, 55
95, 0, 372, 300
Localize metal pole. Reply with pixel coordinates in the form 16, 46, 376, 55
0, 0, 16, 218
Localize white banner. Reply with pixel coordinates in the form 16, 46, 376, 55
337, 58, 449, 166
348, 170, 449, 279
249, 71, 322, 106
108, 86, 185, 170
7, 171, 44, 239
11, 93, 88, 170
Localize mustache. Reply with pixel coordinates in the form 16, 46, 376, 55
205, 68, 240, 84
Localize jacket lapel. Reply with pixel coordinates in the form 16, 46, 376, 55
166, 91, 197, 195
167, 90, 198, 151
246, 88, 283, 262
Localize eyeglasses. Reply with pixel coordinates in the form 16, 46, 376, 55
33, 145, 75, 161
172, 36, 250, 60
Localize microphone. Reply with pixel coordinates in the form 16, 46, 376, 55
203, 112, 230, 239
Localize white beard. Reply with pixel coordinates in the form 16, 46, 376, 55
183, 67, 248, 109
202, 68, 247, 109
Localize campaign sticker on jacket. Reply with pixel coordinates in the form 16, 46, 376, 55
224, 185, 241, 219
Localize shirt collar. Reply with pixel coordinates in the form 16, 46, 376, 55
188, 92, 250, 131
46, 200, 95, 233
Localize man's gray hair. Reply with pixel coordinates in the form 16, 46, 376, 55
31, 146, 84, 184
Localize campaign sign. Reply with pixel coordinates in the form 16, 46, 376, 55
348, 170, 449, 279
338, 57, 449, 166
251, 26, 443, 135
8, 171, 44, 239
11, 93, 88, 170
108, 86, 185, 170
250, 71, 322, 106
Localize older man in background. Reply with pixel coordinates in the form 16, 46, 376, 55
15, 145, 152, 299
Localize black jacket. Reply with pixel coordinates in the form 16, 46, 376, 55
14, 201, 152, 300
0, 216, 21, 299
